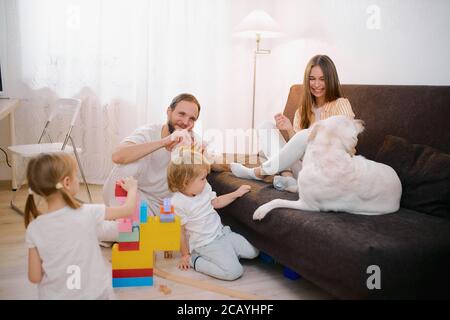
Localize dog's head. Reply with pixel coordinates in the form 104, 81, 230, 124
308, 115, 365, 155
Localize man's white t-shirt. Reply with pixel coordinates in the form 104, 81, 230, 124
171, 182, 223, 252
25, 204, 111, 299
121, 124, 172, 213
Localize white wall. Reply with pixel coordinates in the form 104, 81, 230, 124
253, 0, 450, 126
1, 0, 449, 179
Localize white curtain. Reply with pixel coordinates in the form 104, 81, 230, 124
5, 0, 257, 184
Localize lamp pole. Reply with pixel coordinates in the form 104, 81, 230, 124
251, 33, 270, 152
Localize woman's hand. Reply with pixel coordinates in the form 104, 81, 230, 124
235, 185, 251, 197
178, 254, 191, 271
274, 113, 293, 131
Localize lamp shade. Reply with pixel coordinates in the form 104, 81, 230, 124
233, 10, 282, 38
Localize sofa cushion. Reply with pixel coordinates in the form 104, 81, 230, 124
375, 135, 450, 220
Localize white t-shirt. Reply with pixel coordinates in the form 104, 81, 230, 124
25, 204, 111, 299
122, 124, 172, 213
171, 182, 223, 252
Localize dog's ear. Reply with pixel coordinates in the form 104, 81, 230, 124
354, 119, 365, 135
308, 123, 321, 142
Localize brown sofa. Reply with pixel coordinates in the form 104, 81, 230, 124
209, 84, 450, 299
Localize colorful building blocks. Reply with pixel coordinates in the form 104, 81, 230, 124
112, 185, 180, 288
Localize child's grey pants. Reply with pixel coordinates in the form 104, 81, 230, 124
191, 226, 259, 281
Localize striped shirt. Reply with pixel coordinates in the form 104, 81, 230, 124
293, 98, 355, 132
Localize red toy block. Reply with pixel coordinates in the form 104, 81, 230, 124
112, 268, 153, 278
118, 241, 140, 251
115, 182, 128, 197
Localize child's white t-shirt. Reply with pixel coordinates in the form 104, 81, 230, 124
171, 182, 223, 252
25, 204, 111, 299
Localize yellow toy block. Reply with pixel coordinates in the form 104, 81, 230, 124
111, 244, 154, 270
140, 216, 181, 251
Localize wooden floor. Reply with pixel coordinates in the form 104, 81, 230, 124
0, 181, 333, 300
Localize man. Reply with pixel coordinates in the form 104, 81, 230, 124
99, 93, 202, 241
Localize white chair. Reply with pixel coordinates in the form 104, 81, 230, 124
8, 98, 92, 215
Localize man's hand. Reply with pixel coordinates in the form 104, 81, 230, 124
274, 113, 293, 131
178, 254, 191, 271
235, 185, 251, 197
163, 130, 192, 151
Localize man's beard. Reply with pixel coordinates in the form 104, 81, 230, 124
167, 120, 176, 134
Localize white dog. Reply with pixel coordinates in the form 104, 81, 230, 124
253, 115, 402, 220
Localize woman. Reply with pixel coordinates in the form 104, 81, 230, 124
231, 54, 355, 192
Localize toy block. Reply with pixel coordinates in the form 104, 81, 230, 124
163, 198, 171, 211
118, 241, 140, 251
259, 252, 276, 264
132, 221, 139, 227
118, 218, 132, 233
139, 216, 181, 251
112, 268, 153, 278
112, 276, 153, 288
115, 182, 127, 197
283, 266, 301, 280
160, 205, 175, 214
118, 226, 139, 242
140, 201, 148, 223
160, 213, 175, 223
112, 243, 154, 269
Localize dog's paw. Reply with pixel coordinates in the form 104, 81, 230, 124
253, 204, 271, 220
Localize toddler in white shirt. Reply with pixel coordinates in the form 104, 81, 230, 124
168, 148, 259, 280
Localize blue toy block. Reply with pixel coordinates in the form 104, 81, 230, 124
163, 198, 171, 212
140, 201, 148, 223
160, 213, 175, 223
283, 266, 301, 280
259, 251, 275, 264
112, 276, 153, 288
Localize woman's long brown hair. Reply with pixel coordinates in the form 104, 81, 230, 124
299, 55, 343, 129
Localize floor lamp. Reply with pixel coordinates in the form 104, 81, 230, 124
233, 10, 282, 153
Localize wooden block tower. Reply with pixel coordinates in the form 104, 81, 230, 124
112, 183, 180, 288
